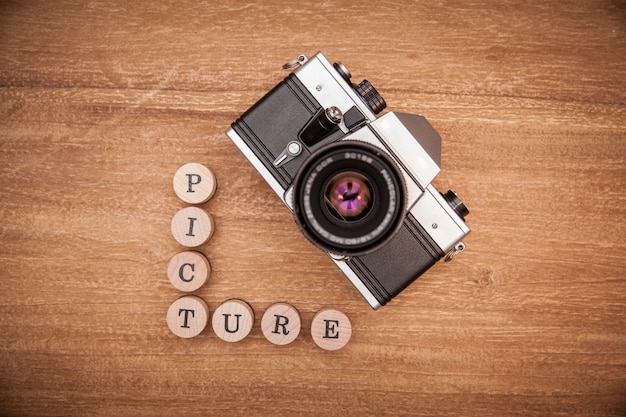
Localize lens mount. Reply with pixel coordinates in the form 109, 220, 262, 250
293, 141, 406, 256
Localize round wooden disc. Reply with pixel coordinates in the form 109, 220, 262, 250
167, 251, 211, 292
311, 308, 352, 351
173, 163, 217, 204
170, 206, 214, 247
211, 299, 255, 343
166, 295, 210, 338
261, 302, 301, 346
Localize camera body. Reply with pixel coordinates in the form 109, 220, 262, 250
227, 52, 470, 309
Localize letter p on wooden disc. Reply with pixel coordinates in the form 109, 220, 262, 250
173, 163, 217, 204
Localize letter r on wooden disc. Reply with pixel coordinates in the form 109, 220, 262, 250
173, 163, 217, 204
167, 251, 211, 292
171, 206, 214, 247
261, 302, 301, 345
311, 308, 352, 351
166, 296, 210, 338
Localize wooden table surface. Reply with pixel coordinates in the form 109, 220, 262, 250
1, 1, 625, 416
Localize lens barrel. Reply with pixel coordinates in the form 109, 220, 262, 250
293, 141, 406, 256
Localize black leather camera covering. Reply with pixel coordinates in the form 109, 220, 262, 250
231, 74, 318, 188
347, 214, 444, 306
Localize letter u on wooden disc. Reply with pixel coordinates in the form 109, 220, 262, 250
261, 302, 301, 345
212, 299, 255, 343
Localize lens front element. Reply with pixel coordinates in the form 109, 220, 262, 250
293, 141, 406, 256
325, 171, 372, 221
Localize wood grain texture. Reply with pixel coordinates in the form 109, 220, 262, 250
0, 0, 625, 416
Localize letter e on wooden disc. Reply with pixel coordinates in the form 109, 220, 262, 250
261, 302, 301, 345
171, 206, 214, 247
166, 296, 210, 338
173, 163, 217, 204
167, 251, 211, 292
311, 308, 352, 351
212, 299, 254, 343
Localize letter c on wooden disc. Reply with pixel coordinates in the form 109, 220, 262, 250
167, 251, 211, 292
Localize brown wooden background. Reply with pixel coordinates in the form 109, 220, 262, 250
1, 1, 625, 416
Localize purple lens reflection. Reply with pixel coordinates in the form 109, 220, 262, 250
325, 171, 372, 220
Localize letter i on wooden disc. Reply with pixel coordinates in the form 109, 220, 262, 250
310, 308, 352, 351
261, 302, 301, 345
166, 296, 210, 338
212, 299, 255, 343
171, 206, 214, 247
173, 163, 217, 204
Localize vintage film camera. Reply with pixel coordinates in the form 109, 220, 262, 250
226, 52, 470, 309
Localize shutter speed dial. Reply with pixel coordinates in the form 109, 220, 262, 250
355, 79, 386, 115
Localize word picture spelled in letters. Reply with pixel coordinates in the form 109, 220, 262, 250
168, 163, 352, 350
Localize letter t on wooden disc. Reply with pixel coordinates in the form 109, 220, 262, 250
212, 299, 254, 343
173, 163, 217, 204
166, 296, 210, 338
261, 302, 301, 345
167, 251, 211, 292
311, 308, 352, 351
171, 206, 214, 247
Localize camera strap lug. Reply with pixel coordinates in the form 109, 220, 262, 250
283, 54, 308, 70
444, 241, 466, 262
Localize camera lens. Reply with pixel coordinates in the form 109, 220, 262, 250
325, 171, 372, 221
293, 141, 406, 256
